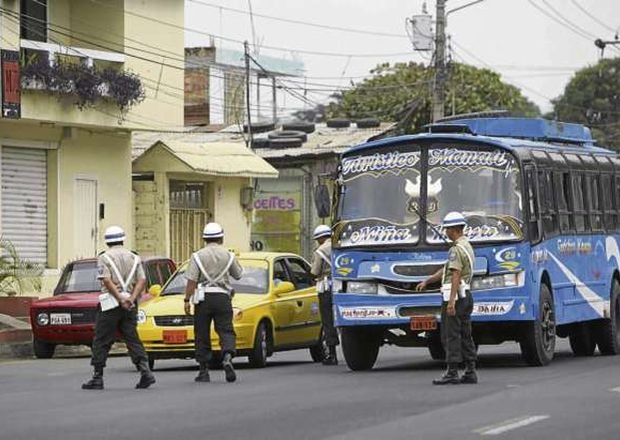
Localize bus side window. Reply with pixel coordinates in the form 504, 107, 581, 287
615, 176, 620, 232
588, 176, 603, 232
538, 170, 558, 237
571, 174, 587, 233
524, 167, 541, 242
554, 172, 571, 233
601, 175, 615, 231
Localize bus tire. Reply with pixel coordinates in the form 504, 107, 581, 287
519, 284, 555, 366
594, 279, 620, 355
568, 322, 596, 357
341, 327, 381, 371
427, 329, 445, 361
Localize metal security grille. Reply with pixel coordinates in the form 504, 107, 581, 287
170, 208, 211, 264
1, 147, 47, 265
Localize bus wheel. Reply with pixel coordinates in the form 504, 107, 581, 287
341, 327, 381, 371
427, 329, 445, 361
594, 279, 620, 355
520, 284, 555, 366
568, 322, 596, 356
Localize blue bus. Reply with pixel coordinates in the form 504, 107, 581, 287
327, 116, 620, 370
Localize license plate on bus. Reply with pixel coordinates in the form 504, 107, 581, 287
50, 313, 71, 325
410, 315, 437, 331
163, 330, 187, 344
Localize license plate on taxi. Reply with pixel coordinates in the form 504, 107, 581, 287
163, 330, 187, 344
410, 315, 437, 331
50, 313, 71, 325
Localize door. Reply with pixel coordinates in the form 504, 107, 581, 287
285, 257, 321, 345
1, 147, 47, 265
74, 178, 97, 259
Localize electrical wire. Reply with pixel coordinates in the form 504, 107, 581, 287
570, 0, 618, 35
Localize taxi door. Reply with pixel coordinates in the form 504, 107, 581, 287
284, 257, 321, 345
271, 258, 310, 347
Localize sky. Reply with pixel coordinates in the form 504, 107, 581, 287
184, 0, 620, 115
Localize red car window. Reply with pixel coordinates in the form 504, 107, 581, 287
55, 262, 99, 294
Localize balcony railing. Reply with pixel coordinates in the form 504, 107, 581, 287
21, 39, 125, 67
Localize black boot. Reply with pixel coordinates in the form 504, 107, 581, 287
82, 367, 104, 390
432, 365, 460, 385
322, 346, 338, 366
222, 353, 236, 383
135, 361, 156, 389
460, 361, 478, 384
195, 362, 211, 383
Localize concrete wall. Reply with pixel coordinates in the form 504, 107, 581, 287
212, 176, 253, 252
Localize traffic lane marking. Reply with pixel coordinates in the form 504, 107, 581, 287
475, 415, 550, 436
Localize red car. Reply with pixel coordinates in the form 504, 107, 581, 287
29, 256, 176, 359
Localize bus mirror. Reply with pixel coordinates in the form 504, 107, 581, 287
314, 184, 331, 218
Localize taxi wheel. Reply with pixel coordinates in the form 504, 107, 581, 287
248, 322, 270, 368
33, 339, 56, 359
309, 327, 328, 362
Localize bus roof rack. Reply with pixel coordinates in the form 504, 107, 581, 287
427, 117, 594, 146
436, 110, 511, 123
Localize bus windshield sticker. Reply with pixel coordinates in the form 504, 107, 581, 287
428, 148, 516, 176
334, 219, 419, 247
342, 150, 420, 180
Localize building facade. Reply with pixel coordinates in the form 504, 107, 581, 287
0, 0, 184, 292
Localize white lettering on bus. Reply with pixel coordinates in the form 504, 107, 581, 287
350, 225, 413, 243
428, 148, 510, 171
342, 151, 420, 176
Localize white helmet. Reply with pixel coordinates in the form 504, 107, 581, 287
203, 222, 224, 239
313, 225, 331, 240
104, 225, 126, 244
442, 212, 467, 228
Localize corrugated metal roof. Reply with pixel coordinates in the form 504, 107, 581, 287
134, 140, 279, 178
133, 122, 395, 163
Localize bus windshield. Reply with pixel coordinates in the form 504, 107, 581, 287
426, 146, 524, 243
334, 144, 524, 248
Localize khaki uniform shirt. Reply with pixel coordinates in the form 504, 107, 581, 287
185, 243, 243, 291
97, 246, 145, 294
311, 240, 332, 280
442, 236, 475, 285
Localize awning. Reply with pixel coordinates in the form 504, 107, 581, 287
133, 140, 279, 178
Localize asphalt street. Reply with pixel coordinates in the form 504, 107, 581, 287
1, 340, 620, 440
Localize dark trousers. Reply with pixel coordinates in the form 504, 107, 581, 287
318, 290, 339, 347
441, 293, 477, 365
91, 306, 148, 369
194, 293, 236, 363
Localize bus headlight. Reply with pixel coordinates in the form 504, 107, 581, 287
471, 272, 524, 291
346, 281, 378, 294
137, 310, 147, 324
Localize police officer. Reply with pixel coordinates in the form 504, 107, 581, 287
416, 212, 478, 385
82, 226, 156, 390
184, 222, 243, 383
310, 225, 339, 365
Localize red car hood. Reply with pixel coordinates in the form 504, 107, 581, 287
31, 293, 99, 309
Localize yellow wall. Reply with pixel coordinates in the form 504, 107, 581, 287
213, 177, 253, 252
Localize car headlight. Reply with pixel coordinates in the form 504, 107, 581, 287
36, 312, 49, 326
471, 272, 524, 291
137, 310, 147, 324
233, 307, 243, 321
346, 281, 378, 294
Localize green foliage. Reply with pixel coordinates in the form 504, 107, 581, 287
551, 57, 620, 150
0, 238, 43, 296
320, 62, 540, 132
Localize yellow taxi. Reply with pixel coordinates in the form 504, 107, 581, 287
137, 252, 326, 369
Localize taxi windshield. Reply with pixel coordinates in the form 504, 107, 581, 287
161, 260, 270, 295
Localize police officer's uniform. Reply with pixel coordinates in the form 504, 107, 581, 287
82, 226, 155, 390
185, 222, 242, 383
441, 236, 476, 367
311, 225, 339, 365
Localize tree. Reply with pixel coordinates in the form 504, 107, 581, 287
552, 57, 620, 150
296, 62, 540, 132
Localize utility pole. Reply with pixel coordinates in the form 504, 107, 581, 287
432, 0, 447, 122
244, 40, 253, 149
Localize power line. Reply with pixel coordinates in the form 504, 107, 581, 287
187, 0, 408, 39
570, 0, 619, 34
